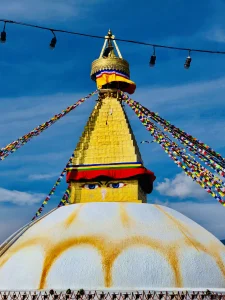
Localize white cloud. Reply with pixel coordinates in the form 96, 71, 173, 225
155, 172, 208, 200
0, 187, 45, 205
136, 76, 225, 109
200, 0, 225, 44
204, 27, 225, 43
28, 172, 59, 180
0, 205, 36, 244
0, 92, 89, 123
0, 91, 95, 147
0, 218, 27, 245
133, 76, 225, 151
0, 0, 100, 21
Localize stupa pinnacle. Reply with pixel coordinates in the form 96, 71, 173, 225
67, 30, 155, 204
90, 29, 135, 94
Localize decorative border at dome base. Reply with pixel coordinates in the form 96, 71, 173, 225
0, 289, 225, 299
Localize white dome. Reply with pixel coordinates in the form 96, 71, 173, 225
0, 202, 225, 290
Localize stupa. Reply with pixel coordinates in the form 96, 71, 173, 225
0, 30, 225, 293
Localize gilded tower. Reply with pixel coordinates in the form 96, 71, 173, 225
66, 30, 155, 204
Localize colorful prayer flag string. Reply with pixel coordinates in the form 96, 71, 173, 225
123, 97, 225, 206
31, 154, 74, 221
141, 105, 224, 187
122, 92, 225, 170
145, 117, 225, 205
57, 184, 71, 207
0, 90, 98, 161
122, 93, 225, 186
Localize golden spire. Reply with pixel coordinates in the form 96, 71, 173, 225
67, 30, 155, 204
90, 30, 136, 94
90, 29, 130, 78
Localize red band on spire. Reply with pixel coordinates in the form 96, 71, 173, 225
66, 167, 156, 194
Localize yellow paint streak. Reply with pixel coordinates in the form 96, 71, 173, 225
214, 253, 225, 278
64, 204, 84, 228
0, 237, 47, 268
102, 236, 182, 287
155, 205, 201, 251
208, 242, 225, 279
2, 205, 224, 289
166, 246, 182, 287
155, 205, 225, 280
39, 236, 105, 289
119, 204, 133, 228
38, 235, 182, 289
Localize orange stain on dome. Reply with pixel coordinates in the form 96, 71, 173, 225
39, 236, 105, 289
1, 205, 224, 290
64, 204, 84, 228
166, 245, 183, 287
38, 234, 181, 289
155, 205, 203, 251
208, 242, 225, 279
119, 204, 134, 228
0, 237, 48, 269
155, 205, 225, 280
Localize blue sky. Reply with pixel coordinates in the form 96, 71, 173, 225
0, 0, 225, 242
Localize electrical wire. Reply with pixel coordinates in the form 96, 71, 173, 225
1, 19, 225, 55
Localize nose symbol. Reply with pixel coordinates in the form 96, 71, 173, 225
101, 188, 107, 200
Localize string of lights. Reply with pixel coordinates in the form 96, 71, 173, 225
1, 19, 225, 69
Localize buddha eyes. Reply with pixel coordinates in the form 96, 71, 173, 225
82, 184, 99, 190
81, 183, 126, 189
107, 183, 126, 188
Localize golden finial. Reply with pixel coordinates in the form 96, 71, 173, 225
107, 29, 113, 38
90, 29, 130, 81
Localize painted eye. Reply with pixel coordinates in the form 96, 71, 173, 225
107, 183, 126, 189
82, 184, 100, 190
